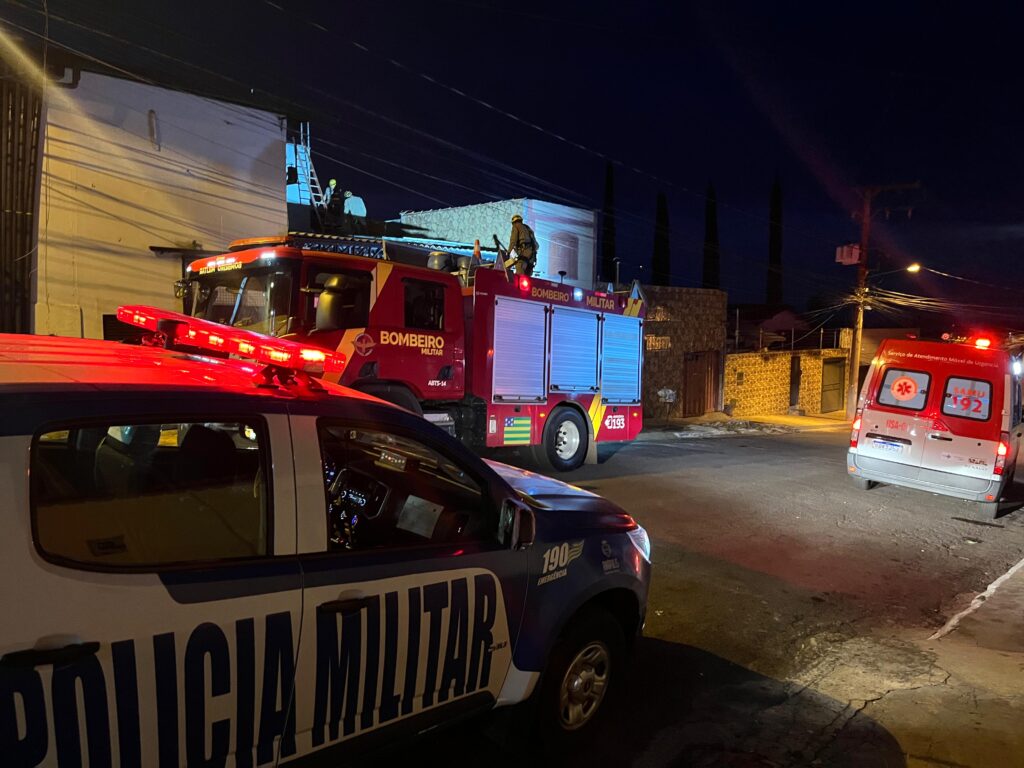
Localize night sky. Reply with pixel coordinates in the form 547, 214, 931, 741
5, 0, 1024, 320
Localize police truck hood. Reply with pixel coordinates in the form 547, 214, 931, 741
485, 460, 636, 531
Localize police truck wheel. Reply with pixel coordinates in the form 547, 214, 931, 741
537, 408, 588, 472
537, 608, 624, 750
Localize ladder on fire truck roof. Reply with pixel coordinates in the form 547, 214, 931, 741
298, 123, 326, 227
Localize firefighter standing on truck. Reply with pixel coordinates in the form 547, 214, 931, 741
507, 214, 538, 276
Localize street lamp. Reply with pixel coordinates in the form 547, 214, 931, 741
871, 262, 922, 280
846, 262, 922, 418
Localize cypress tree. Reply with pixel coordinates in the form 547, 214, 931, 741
767, 174, 783, 304
652, 191, 671, 286
702, 181, 720, 289
600, 161, 617, 284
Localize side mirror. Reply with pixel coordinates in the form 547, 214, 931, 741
512, 506, 535, 550
500, 499, 535, 550
173, 279, 189, 299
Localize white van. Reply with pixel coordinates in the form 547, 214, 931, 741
848, 337, 1023, 518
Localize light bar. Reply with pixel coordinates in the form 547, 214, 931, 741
116, 305, 345, 376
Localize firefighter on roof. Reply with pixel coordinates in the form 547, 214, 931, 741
507, 214, 538, 276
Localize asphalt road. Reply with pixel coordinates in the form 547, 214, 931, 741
361, 429, 1024, 767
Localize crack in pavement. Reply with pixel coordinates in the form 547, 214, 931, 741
798, 667, 953, 766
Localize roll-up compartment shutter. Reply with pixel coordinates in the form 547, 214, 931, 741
550, 307, 599, 392
493, 297, 547, 400
600, 314, 642, 403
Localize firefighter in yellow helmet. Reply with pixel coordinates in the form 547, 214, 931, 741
507, 214, 538, 276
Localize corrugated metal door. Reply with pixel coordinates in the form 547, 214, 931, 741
821, 359, 845, 413
1, 62, 42, 333
550, 307, 599, 392
493, 297, 547, 401
601, 314, 642, 403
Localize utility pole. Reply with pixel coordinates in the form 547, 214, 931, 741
846, 182, 920, 418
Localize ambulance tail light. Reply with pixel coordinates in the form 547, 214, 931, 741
850, 409, 863, 449
994, 433, 1010, 476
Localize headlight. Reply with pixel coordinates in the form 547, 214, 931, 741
627, 526, 651, 563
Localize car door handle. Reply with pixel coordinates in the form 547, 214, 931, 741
0, 641, 100, 669
928, 434, 954, 441
317, 596, 373, 615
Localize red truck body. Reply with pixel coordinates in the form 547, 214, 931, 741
182, 235, 644, 468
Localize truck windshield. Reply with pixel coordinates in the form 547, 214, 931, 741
188, 267, 295, 336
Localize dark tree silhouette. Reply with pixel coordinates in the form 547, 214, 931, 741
600, 161, 617, 284
652, 191, 671, 286
702, 181, 720, 289
767, 174, 784, 304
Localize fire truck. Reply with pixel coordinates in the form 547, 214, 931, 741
175, 233, 645, 471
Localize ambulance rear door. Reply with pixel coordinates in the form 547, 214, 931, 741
919, 364, 1007, 488
858, 364, 932, 477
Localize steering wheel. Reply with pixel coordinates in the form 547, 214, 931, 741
325, 462, 358, 550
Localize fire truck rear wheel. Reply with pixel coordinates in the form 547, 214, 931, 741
536, 408, 588, 472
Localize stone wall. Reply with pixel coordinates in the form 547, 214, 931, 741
724, 348, 850, 417
796, 348, 849, 415
724, 352, 792, 416
642, 286, 728, 417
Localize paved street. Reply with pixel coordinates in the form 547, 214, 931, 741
368, 427, 1024, 767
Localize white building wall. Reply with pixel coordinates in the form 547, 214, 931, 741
399, 198, 598, 289
35, 72, 287, 338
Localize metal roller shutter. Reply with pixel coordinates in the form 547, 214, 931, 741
550, 307, 599, 392
493, 297, 547, 401
601, 314, 642, 403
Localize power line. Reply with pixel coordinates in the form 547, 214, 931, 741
8, 0, 853, 254
3, 6, 852, 296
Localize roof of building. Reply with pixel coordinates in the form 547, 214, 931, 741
4, 27, 299, 119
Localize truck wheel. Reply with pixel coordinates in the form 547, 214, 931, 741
537, 408, 588, 472
356, 384, 423, 416
851, 477, 875, 491
537, 608, 624, 750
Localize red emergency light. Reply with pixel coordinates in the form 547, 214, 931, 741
518, 276, 531, 291
975, 337, 992, 349
116, 305, 345, 376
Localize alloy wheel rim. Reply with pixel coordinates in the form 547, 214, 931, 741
558, 640, 610, 730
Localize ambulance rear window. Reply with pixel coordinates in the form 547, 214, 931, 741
876, 368, 930, 411
32, 420, 269, 569
942, 377, 992, 421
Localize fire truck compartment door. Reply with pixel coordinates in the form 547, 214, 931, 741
550, 307, 599, 392
493, 297, 547, 401
601, 314, 642, 403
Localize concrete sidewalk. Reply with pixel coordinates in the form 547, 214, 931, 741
638, 411, 849, 440
890, 554, 1024, 766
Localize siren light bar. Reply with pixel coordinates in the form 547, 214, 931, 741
116, 305, 345, 376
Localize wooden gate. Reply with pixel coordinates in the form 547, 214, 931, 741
680, 351, 720, 417
820, 358, 846, 413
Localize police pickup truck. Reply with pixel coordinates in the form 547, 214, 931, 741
0, 306, 651, 767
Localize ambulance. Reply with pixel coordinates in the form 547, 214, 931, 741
0, 307, 651, 765
848, 336, 1023, 517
